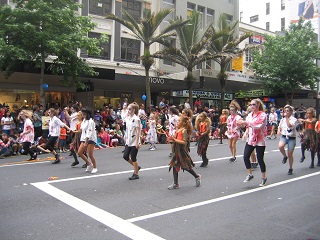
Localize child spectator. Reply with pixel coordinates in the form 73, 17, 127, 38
109, 130, 119, 147
59, 126, 67, 152
100, 128, 111, 147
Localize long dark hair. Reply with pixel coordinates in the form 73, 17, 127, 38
82, 108, 93, 120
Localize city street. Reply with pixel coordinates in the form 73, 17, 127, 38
0, 138, 319, 240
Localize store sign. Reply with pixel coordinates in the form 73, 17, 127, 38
149, 77, 165, 84
249, 35, 265, 44
227, 72, 264, 84
172, 90, 233, 100
234, 89, 265, 98
120, 93, 133, 98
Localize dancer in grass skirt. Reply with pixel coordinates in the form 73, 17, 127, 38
167, 115, 201, 190
195, 112, 211, 167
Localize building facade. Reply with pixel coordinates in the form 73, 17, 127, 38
0, 0, 264, 110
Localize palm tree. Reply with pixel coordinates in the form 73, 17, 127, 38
207, 15, 252, 110
153, 11, 212, 107
106, 9, 188, 110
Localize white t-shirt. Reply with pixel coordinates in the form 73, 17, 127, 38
69, 112, 79, 131
1, 116, 13, 130
125, 114, 141, 146
49, 116, 66, 137
169, 114, 179, 136
279, 116, 298, 138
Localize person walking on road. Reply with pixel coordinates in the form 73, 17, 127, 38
237, 99, 268, 187
167, 115, 201, 189
19, 110, 37, 160
268, 107, 278, 139
218, 109, 228, 144
278, 105, 298, 175
168, 106, 179, 157
195, 112, 211, 167
78, 108, 98, 173
45, 108, 71, 164
226, 101, 241, 163
299, 107, 317, 168
123, 102, 141, 180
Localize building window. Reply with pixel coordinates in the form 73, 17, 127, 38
266, 2, 270, 15
205, 60, 212, 69
240, 11, 243, 22
225, 14, 233, 24
89, 0, 112, 16
250, 15, 259, 23
163, 1, 175, 22
121, 37, 141, 63
83, 32, 111, 60
122, 0, 141, 22
266, 22, 270, 31
187, 2, 195, 17
163, 0, 174, 4
198, 6, 205, 29
207, 8, 214, 26
163, 39, 176, 66
245, 49, 253, 63
281, 0, 285, 10
281, 17, 285, 31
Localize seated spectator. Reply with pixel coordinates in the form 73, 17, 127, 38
114, 124, 124, 145
109, 130, 118, 147
11, 130, 22, 155
36, 135, 51, 154
99, 128, 110, 147
0, 133, 13, 158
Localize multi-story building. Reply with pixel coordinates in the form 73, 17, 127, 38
0, 0, 264, 109
239, 0, 319, 33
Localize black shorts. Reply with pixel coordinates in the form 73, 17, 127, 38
123, 145, 139, 162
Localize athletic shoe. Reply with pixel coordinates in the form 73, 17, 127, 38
287, 169, 293, 175
168, 183, 180, 190
91, 168, 98, 174
128, 174, 139, 180
243, 174, 254, 182
195, 174, 201, 187
85, 164, 93, 172
259, 178, 267, 187
71, 161, 79, 167
150, 147, 155, 151
282, 156, 288, 164
309, 163, 314, 169
229, 157, 236, 163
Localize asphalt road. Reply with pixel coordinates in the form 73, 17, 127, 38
0, 138, 320, 240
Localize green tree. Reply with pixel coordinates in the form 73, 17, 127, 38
0, 0, 106, 107
251, 18, 320, 104
207, 15, 251, 110
106, 9, 188, 110
153, 11, 212, 107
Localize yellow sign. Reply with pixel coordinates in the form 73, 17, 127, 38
232, 56, 243, 72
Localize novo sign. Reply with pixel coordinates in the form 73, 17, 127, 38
149, 77, 165, 84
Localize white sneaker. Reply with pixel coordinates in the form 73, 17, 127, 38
85, 164, 93, 172
150, 147, 155, 151
91, 168, 98, 174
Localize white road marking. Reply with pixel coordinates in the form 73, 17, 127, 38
127, 171, 320, 223
31, 182, 165, 240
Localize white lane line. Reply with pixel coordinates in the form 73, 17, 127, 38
31, 182, 165, 240
127, 171, 320, 223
